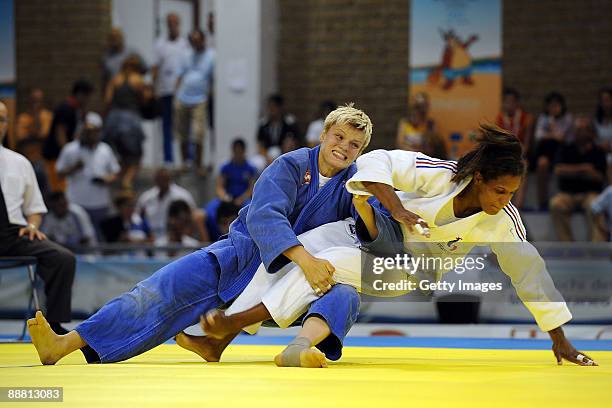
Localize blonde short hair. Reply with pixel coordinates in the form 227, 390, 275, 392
323, 103, 373, 151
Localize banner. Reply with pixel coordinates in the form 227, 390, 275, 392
410, 0, 502, 158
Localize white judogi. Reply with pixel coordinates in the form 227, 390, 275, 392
346, 150, 571, 332
227, 150, 572, 334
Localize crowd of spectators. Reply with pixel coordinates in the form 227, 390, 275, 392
392, 87, 612, 242
2, 11, 612, 246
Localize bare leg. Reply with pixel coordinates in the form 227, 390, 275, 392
121, 163, 139, 190
176, 303, 271, 361
175, 331, 238, 362
193, 305, 330, 367
274, 316, 329, 368
27, 311, 86, 365
201, 303, 271, 339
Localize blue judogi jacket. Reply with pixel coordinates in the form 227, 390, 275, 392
206, 146, 357, 302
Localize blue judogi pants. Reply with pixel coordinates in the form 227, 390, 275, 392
76, 249, 359, 363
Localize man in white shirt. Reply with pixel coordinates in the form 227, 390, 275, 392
174, 29, 215, 170
56, 112, 120, 241
152, 12, 189, 166
0, 101, 79, 339
135, 168, 197, 238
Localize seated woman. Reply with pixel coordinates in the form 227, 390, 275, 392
187, 124, 596, 368
532, 92, 574, 210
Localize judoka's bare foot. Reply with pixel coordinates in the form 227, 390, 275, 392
200, 310, 240, 340
274, 337, 328, 368
27, 311, 67, 365
175, 331, 235, 362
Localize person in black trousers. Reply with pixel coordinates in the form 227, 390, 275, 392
0, 101, 97, 362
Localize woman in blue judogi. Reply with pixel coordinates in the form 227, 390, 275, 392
27, 105, 373, 365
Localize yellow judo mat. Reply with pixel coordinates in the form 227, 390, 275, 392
1, 343, 611, 408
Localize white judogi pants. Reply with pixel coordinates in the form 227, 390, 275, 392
225, 219, 362, 333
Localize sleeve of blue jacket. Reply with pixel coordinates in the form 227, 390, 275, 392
246, 155, 303, 272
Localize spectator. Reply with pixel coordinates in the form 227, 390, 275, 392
55, 112, 120, 241
40, 191, 96, 252
549, 117, 607, 241
152, 13, 189, 166
154, 199, 200, 258
215, 138, 257, 206
174, 28, 215, 172
396, 92, 436, 153
102, 27, 146, 91
248, 139, 271, 175
533, 91, 574, 210
305, 100, 336, 147
0, 101, 94, 360
16, 138, 50, 199
594, 87, 612, 180
257, 94, 301, 156
422, 132, 448, 160
496, 88, 534, 151
591, 186, 612, 241
100, 191, 152, 244
280, 134, 301, 155
43, 80, 94, 192
16, 88, 53, 144
135, 168, 198, 238
495, 87, 534, 208
104, 55, 150, 190
203, 200, 240, 242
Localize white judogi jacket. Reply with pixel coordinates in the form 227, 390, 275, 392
345, 150, 572, 332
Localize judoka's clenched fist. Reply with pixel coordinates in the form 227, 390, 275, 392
299, 255, 336, 296
284, 245, 336, 295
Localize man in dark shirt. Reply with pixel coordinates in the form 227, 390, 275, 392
256, 94, 301, 152
42, 80, 94, 192
550, 117, 608, 241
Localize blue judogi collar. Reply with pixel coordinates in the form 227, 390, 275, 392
293, 146, 353, 235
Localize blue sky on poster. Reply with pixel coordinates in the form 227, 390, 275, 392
410, 0, 501, 68
0, 0, 15, 83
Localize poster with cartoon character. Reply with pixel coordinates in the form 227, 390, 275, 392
410, 0, 501, 158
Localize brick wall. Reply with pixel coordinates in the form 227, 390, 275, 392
15, 0, 111, 114
279, 0, 612, 149
279, 0, 409, 150
503, 0, 612, 117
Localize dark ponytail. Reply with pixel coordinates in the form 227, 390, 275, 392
451, 123, 526, 183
